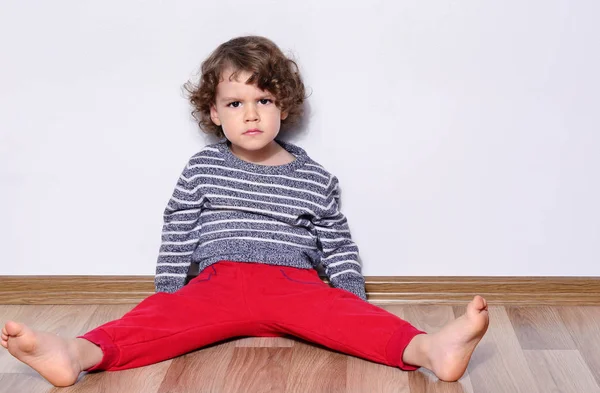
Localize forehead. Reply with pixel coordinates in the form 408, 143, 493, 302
216, 68, 269, 98
220, 67, 252, 84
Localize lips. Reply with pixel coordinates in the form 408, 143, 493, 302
244, 129, 263, 135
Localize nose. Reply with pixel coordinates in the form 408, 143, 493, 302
244, 104, 260, 123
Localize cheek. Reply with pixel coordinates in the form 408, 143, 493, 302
219, 112, 237, 124
267, 108, 283, 120
221, 128, 235, 141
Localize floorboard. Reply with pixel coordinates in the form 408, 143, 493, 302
2, 304, 599, 392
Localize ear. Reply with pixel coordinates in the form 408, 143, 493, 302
280, 110, 289, 121
210, 104, 222, 126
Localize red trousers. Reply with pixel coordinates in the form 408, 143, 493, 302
81, 261, 425, 371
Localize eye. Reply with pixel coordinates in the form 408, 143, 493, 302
227, 101, 241, 108
259, 98, 273, 105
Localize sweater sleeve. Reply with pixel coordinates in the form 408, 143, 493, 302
313, 175, 367, 301
155, 159, 204, 293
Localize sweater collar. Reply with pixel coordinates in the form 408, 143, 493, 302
217, 139, 308, 175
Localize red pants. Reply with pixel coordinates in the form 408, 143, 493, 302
81, 261, 425, 371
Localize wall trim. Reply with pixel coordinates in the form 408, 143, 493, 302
0, 276, 599, 305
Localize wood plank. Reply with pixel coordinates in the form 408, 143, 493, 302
234, 336, 295, 347
157, 341, 235, 393
370, 291, 600, 305
2, 276, 600, 305
402, 305, 474, 393
221, 347, 293, 393
408, 371, 474, 393
346, 357, 410, 393
0, 373, 55, 393
506, 306, 576, 350
285, 342, 347, 393
453, 305, 539, 393
557, 306, 600, 386
77, 304, 136, 333
523, 350, 600, 393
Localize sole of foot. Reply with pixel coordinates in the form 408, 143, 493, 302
1, 321, 82, 387
427, 295, 490, 382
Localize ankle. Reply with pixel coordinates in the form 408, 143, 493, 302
402, 333, 431, 369
73, 338, 103, 371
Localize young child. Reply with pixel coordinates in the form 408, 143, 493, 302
1, 36, 489, 387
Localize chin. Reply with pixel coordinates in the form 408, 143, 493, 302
238, 137, 276, 147
231, 140, 267, 150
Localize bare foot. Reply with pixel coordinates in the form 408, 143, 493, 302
403, 295, 490, 382
1, 321, 95, 387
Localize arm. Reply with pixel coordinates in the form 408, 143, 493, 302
155, 160, 204, 293
313, 176, 367, 301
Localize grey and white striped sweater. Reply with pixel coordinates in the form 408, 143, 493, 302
155, 140, 366, 300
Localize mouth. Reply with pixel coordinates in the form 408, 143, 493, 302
244, 129, 263, 135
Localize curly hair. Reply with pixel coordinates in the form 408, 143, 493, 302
184, 36, 306, 137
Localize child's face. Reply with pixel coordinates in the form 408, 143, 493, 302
210, 68, 288, 152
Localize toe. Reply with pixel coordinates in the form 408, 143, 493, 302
471, 296, 487, 311
467, 297, 479, 314
5, 321, 24, 336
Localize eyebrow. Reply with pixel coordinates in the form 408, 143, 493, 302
219, 95, 274, 103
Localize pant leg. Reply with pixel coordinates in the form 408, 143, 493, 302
80, 261, 252, 371
245, 264, 426, 371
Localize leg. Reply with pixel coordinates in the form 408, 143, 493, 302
249, 265, 489, 381
1, 262, 251, 387
246, 266, 425, 369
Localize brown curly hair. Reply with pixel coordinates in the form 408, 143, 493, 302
184, 36, 306, 137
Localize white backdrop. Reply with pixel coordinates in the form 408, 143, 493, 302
1, 0, 598, 276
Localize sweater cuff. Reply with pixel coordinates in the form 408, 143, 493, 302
155, 276, 186, 294
331, 274, 367, 301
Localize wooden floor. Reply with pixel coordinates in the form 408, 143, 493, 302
1, 303, 599, 393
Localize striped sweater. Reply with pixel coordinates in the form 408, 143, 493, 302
155, 140, 366, 300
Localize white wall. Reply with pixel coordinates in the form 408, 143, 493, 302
1, 0, 598, 276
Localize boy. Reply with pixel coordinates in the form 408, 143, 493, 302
1, 36, 489, 387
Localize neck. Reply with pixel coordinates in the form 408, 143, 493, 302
229, 141, 282, 164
